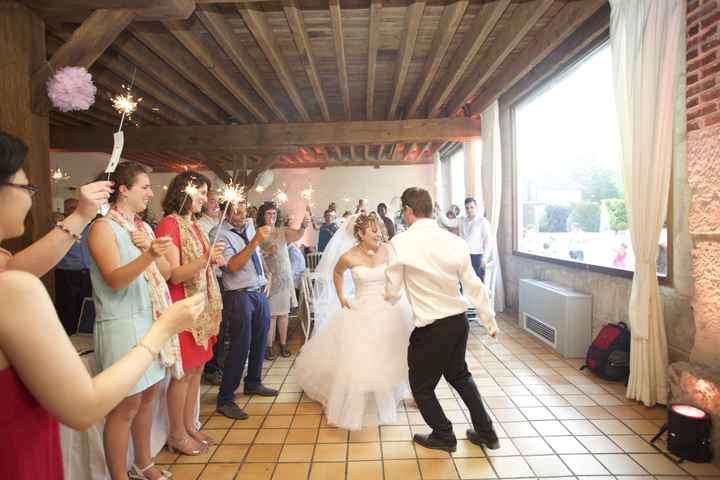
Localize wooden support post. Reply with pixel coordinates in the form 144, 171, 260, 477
0, 2, 53, 290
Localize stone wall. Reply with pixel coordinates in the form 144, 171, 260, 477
496, 30, 693, 361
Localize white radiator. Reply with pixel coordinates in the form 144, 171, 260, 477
518, 279, 592, 358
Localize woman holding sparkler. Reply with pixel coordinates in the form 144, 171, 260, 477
87, 162, 186, 480
155, 172, 225, 454
256, 202, 309, 359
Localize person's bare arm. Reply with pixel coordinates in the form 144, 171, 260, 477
3, 182, 113, 276
333, 253, 352, 309
0, 271, 203, 430
226, 226, 272, 273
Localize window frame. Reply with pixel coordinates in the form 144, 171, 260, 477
508, 40, 674, 285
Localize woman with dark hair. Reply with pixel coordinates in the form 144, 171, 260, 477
256, 202, 309, 359
155, 172, 224, 453
88, 162, 182, 479
0, 131, 204, 480
0, 135, 113, 275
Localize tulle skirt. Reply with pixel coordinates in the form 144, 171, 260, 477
294, 295, 414, 430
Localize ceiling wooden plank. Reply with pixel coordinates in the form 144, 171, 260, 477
110, 32, 227, 123
366, 0, 382, 121
406, 0, 468, 119
444, 0, 555, 117
282, 0, 331, 121
469, 0, 609, 116
276, 158, 434, 169
128, 23, 250, 123
164, 19, 271, 122
426, 0, 511, 118
46, 28, 208, 125
22, 0, 194, 22
386, 0, 425, 121
32, 9, 135, 113
195, 4, 288, 122
329, 0, 351, 120
238, 3, 311, 121
50, 118, 481, 151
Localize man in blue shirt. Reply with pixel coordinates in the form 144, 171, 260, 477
317, 209, 338, 252
54, 198, 92, 335
210, 200, 278, 420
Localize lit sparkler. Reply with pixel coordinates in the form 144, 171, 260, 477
206, 181, 246, 270
300, 184, 314, 207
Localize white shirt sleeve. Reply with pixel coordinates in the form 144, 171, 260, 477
383, 242, 404, 304
436, 209, 460, 229
459, 253, 497, 334
480, 218, 492, 257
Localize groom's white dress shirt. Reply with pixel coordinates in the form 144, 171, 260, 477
384, 218, 497, 332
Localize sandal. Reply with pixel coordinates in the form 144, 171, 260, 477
189, 428, 218, 446
280, 344, 291, 357
129, 462, 172, 479
166, 436, 207, 456
265, 347, 277, 361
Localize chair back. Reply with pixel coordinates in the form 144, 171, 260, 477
305, 252, 322, 272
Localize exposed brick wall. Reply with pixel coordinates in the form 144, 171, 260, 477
688, 0, 720, 131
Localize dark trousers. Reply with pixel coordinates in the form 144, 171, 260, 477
408, 313, 493, 439
54, 269, 92, 335
205, 278, 227, 375
470, 254, 485, 282
217, 290, 270, 405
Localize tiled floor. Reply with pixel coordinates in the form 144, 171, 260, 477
154, 313, 720, 479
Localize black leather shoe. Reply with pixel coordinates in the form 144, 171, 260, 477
466, 428, 500, 450
413, 433, 457, 452
216, 402, 249, 420
244, 385, 279, 397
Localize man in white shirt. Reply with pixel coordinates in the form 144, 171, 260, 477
436, 197, 491, 281
385, 187, 499, 453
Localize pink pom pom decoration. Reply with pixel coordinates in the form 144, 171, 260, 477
46, 66, 97, 112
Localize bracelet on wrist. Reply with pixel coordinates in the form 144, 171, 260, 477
137, 340, 158, 359
55, 222, 82, 243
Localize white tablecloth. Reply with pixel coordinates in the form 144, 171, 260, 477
60, 335, 196, 480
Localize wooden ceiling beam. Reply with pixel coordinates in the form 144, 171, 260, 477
128, 23, 250, 123
329, 0, 351, 120
469, 0, 609, 116
406, 0, 468, 119
50, 118, 481, 151
46, 30, 205, 126
275, 158, 434, 169
444, 0, 555, 117
386, 0, 425, 121
426, 0, 511, 118
32, 9, 135, 113
111, 32, 227, 123
163, 19, 271, 122
22, 0, 194, 22
238, 3, 311, 121
195, 5, 288, 122
366, 0, 382, 121
282, 0, 331, 121
190, 152, 232, 183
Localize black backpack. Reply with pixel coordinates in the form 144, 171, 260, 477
580, 322, 631, 381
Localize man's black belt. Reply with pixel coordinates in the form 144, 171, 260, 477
227, 286, 264, 293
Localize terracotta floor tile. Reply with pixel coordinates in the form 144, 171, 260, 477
168, 464, 204, 480
313, 443, 347, 462
262, 415, 293, 428
245, 444, 283, 463
235, 462, 275, 480
254, 428, 288, 444
285, 428, 319, 444
268, 403, 298, 415
454, 458, 497, 479
309, 462, 347, 480
347, 461, 383, 480
232, 416, 266, 429
317, 427, 350, 443
271, 462, 311, 480
382, 441, 417, 459
279, 443, 315, 462
349, 426, 380, 443
210, 444, 249, 463
384, 459, 422, 480
348, 442, 381, 461
223, 429, 258, 444
198, 463, 240, 480
418, 459, 460, 479
291, 414, 322, 428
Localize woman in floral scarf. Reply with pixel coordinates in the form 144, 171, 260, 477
155, 172, 224, 454
87, 162, 178, 480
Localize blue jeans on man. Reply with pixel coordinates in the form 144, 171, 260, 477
217, 290, 271, 407
470, 254, 485, 282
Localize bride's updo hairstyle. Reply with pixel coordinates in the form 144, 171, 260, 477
353, 213, 380, 241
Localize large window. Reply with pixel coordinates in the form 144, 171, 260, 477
513, 43, 669, 277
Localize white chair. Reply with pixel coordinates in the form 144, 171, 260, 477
305, 252, 322, 272
299, 272, 329, 344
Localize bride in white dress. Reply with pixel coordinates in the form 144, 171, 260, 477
294, 213, 414, 430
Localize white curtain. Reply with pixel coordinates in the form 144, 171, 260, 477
609, 0, 684, 406
440, 154, 452, 209
432, 152, 442, 204
463, 141, 478, 198
481, 101, 505, 313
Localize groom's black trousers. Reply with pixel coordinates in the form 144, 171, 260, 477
408, 313, 493, 439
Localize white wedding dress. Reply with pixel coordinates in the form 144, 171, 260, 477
294, 264, 414, 430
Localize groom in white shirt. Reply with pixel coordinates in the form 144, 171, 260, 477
385, 187, 500, 452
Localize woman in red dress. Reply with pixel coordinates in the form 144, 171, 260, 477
0, 132, 204, 479
156, 172, 224, 453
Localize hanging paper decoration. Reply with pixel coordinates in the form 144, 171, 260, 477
46, 66, 97, 112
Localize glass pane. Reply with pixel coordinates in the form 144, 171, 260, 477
514, 44, 667, 276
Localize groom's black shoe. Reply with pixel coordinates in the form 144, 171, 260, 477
413, 433, 457, 452
466, 428, 500, 450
